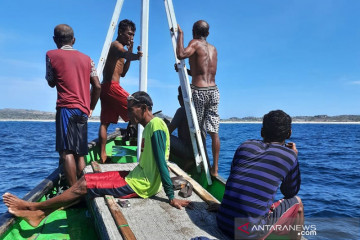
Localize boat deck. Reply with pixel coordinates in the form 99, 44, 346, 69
84, 163, 230, 240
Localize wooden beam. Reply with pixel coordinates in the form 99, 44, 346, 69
168, 162, 220, 205
105, 195, 136, 240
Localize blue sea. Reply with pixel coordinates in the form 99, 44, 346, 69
0, 121, 359, 239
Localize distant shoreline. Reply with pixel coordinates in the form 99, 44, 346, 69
1, 119, 359, 124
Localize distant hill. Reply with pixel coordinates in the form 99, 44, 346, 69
221, 115, 360, 123
0, 108, 168, 121
1, 108, 359, 122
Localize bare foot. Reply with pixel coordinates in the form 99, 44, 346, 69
210, 166, 218, 177
8, 207, 45, 227
2, 193, 32, 210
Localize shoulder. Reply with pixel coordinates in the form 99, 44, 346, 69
46, 49, 59, 56
188, 39, 202, 48
238, 140, 262, 150
147, 117, 168, 131
175, 107, 185, 115
111, 40, 126, 52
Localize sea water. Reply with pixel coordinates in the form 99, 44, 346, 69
0, 121, 359, 239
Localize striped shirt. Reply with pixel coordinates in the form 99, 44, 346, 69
217, 140, 301, 238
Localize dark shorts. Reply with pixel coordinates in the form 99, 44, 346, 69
85, 171, 138, 199
100, 81, 130, 124
56, 108, 88, 155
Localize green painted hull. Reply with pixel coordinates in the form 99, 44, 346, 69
0, 131, 226, 240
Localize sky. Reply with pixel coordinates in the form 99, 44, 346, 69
0, 0, 359, 119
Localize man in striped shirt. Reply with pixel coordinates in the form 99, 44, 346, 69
209, 110, 303, 239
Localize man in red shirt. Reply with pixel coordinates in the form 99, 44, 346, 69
45, 24, 101, 186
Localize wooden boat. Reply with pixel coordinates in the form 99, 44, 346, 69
0, 128, 229, 240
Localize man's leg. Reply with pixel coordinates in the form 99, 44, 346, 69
209, 132, 220, 177
3, 176, 88, 226
290, 196, 304, 240
61, 151, 77, 186
76, 155, 86, 179
261, 196, 304, 240
4, 177, 87, 211
98, 123, 110, 163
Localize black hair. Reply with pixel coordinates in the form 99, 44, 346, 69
262, 110, 292, 142
192, 20, 209, 38
54, 24, 74, 45
118, 19, 136, 33
128, 91, 153, 111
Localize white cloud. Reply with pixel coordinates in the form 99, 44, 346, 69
349, 81, 360, 85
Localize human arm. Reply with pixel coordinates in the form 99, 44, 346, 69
280, 142, 301, 198
114, 41, 142, 62
89, 60, 101, 117
168, 108, 183, 134
121, 42, 142, 77
45, 54, 56, 88
151, 129, 191, 209
176, 24, 197, 60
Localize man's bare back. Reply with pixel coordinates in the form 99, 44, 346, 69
188, 39, 217, 87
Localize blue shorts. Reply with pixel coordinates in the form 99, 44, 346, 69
56, 108, 88, 155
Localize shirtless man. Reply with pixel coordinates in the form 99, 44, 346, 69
99, 19, 142, 163
176, 20, 220, 176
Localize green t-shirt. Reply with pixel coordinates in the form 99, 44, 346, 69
125, 117, 174, 200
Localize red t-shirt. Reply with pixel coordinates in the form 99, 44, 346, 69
46, 48, 94, 115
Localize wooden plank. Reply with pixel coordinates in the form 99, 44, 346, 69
87, 163, 137, 240
104, 195, 136, 240
86, 163, 230, 240
168, 162, 220, 205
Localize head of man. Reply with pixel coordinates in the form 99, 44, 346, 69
127, 91, 153, 126
192, 20, 209, 40
261, 110, 292, 143
117, 19, 136, 47
53, 24, 75, 48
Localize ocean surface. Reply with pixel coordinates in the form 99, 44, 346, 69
0, 121, 359, 239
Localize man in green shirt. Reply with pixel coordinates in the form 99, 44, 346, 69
3, 91, 190, 227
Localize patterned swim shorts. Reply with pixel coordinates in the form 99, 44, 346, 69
191, 84, 220, 133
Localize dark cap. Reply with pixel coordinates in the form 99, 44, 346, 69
127, 91, 153, 108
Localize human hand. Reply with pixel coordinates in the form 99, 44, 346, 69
207, 202, 220, 212
127, 40, 134, 52
177, 24, 183, 34
169, 198, 191, 210
137, 46, 143, 59
174, 63, 179, 72
89, 110, 93, 118
285, 142, 298, 155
